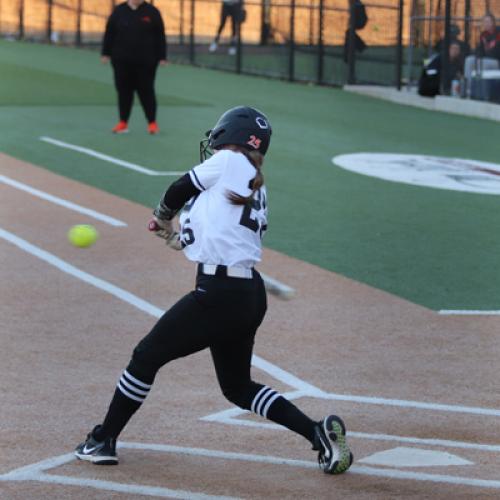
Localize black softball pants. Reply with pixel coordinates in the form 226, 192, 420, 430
133, 268, 267, 394
215, 3, 239, 41
97, 267, 317, 445
111, 60, 158, 123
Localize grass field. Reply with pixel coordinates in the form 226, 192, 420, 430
1, 39, 499, 310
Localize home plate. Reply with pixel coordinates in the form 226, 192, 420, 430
358, 447, 473, 467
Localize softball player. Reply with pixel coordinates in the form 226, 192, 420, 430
75, 106, 352, 475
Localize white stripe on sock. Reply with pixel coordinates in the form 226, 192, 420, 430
123, 370, 151, 389
118, 382, 145, 403
251, 386, 270, 414
262, 393, 281, 418
119, 376, 150, 396
256, 390, 277, 416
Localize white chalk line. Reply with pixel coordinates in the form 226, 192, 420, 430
19, 474, 240, 500
350, 432, 500, 453
0, 174, 127, 227
203, 384, 500, 419
0, 450, 239, 500
0, 228, 164, 318
0, 453, 75, 478
318, 391, 500, 416
40, 136, 185, 176
202, 414, 500, 453
201, 391, 307, 425
0, 449, 240, 499
250, 357, 322, 395
439, 310, 500, 316
118, 443, 500, 489
3, 443, 500, 492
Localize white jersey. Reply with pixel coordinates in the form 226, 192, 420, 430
179, 149, 267, 268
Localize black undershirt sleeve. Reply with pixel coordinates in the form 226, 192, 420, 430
154, 174, 200, 220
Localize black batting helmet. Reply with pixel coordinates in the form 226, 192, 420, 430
200, 106, 272, 162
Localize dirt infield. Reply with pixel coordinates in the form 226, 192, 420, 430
1, 153, 500, 499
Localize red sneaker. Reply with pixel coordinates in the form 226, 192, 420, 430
112, 121, 129, 134
148, 122, 159, 135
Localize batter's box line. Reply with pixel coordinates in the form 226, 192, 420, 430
201, 362, 500, 455
204, 412, 500, 454
0, 448, 239, 500
201, 388, 500, 429
213, 354, 500, 423
2, 442, 500, 494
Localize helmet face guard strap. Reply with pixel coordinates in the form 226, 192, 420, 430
199, 129, 214, 162
199, 138, 213, 163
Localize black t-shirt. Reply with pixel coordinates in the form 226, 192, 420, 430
102, 2, 167, 65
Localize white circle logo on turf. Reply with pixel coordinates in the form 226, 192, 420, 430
332, 153, 500, 195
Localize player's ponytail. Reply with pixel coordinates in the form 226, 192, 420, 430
224, 146, 264, 206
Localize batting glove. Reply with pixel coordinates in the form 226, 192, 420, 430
148, 218, 183, 251
148, 217, 174, 238
166, 232, 183, 251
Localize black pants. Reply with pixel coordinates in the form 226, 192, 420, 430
132, 268, 267, 394
112, 60, 158, 123
215, 3, 239, 41
97, 266, 316, 444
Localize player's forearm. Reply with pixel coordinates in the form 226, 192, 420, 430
154, 173, 200, 219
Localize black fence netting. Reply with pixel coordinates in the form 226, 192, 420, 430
9, 0, 499, 91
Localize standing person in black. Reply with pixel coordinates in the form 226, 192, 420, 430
102, 0, 167, 135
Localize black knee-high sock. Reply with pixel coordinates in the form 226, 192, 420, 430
250, 385, 317, 444
94, 364, 155, 441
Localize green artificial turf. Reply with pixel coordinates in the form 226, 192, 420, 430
1, 39, 499, 310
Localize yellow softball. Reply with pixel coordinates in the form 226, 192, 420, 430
67, 224, 99, 248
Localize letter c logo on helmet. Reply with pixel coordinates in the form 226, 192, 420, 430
255, 117, 268, 129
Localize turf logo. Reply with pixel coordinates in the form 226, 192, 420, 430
332, 153, 500, 195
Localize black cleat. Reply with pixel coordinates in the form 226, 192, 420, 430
313, 415, 353, 474
75, 425, 118, 465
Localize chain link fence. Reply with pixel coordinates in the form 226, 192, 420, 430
0, 1, 421, 87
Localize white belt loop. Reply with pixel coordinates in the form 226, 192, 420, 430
227, 267, 253, 279
200, 264, 253, 279
202, 264, 218, 275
